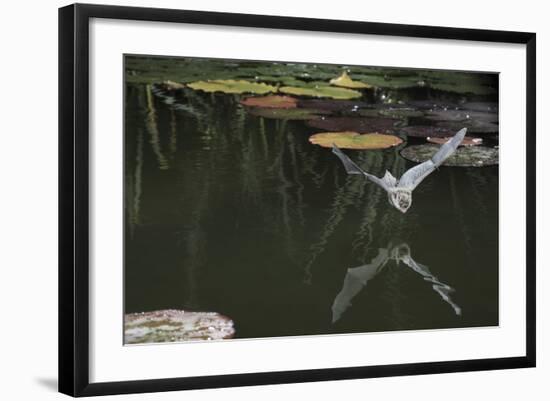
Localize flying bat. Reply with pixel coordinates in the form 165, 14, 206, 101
332, 128, 467, 213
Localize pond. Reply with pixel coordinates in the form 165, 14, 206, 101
124, 55, 498, 343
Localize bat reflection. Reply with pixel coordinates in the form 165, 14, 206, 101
331, 243, 462, 323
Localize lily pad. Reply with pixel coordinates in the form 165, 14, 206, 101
160, 80, 186, 90
424, 110, 498, 123
309, 132, 403, 149
430, 81, 496, 95
329, 71, 372, 89
461, 102, 498, 113
377, 106, 424, 118
306, 117, 398, 133
399, 125, 456, 138
187, 79, 276, 94
400, 144, 498, 167
124, 309, 235, 344
247, 107, 326, 120
406, 100, 460, 111
297, 99, 370, 112
437, 120, 499, 134
240, 95, 297, 109
427, 136, 483, 146
279, 85, 362, 100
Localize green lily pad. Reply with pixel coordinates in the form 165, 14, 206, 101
124, 310, 235, 344
247, 107, 326, 120
187, 79, 276, 94
279, 85, 362, 99
240, 95, 297, 109
427, 136, 483, 146
309, 132, 403, 149
306, 117, 398, 133
350, 74, 422, 89
399, 125, 456, 138
329, 71, 372, 89
400, 144, 498, 167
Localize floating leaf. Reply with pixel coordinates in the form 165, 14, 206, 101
377, 107, 424, 118
187, 79, 276, 94
124, 310, 235, 344
247, 107, 326, 120
354, 105, 423, 119
430, 81, 496, 95
399, 125, 456, 138
329, 71, 372, 89
240, 95, 297, 109
160, 80, 186, 90
437, 120, 499, 134
309, 132, 403, 149
424, 110, 498, 123
297, 99, 370, 112
427, 136, 483, 146
279, 85, 362, 99
307, 117, 397, 133
400, 145, 498, 167
350, 74, 421, 89
406, 100, 460, 111
461, 102, 498, 113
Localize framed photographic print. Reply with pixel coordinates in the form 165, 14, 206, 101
58, 3, 536, 397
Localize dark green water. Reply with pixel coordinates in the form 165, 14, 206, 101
124, 56, 498, 340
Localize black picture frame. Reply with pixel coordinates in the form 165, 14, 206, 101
59, 3, 536, 397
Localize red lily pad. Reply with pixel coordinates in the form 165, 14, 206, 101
427, 136, 483, 146
306, 117, 398, 133
240, 95, 298, 109
297, 99, 370, 112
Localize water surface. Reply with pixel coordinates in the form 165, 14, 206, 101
124, 56, 499, 340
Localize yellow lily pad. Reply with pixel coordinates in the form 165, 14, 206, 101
279, 85, 362, 100
309, 132, 403, 149
329, 71, 372, 89
187, 79, 276, 94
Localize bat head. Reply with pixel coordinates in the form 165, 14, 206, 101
389, 189, 412, 213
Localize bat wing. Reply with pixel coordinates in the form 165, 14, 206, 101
398, 128, 467, 190
331, 248, 389, 323
400, 254, 462, 316
332, 144, 389, 191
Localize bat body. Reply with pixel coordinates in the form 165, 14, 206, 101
332, 128, 467, 213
